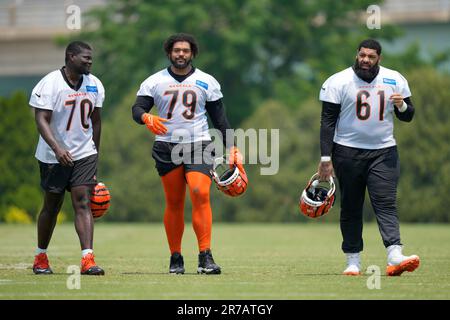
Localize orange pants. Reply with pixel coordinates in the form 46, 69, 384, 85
161, 166, 212, 254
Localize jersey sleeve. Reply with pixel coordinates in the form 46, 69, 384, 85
319, 76, 341, 104
136, 76, 156, 97
396, 72, 412, 98
29, 76, 54, 110
95, 79, 105, 108
206, 75, 223, 101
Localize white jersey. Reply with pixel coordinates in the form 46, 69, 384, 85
319, 66, 411, 149
137, 68, 223, 143
29, 69, 105, 163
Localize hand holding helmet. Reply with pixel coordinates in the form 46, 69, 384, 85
299, 173, 335, 218
229, 146, 245, 174
211, 153, 248, 197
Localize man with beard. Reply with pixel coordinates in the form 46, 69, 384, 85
132, 33, 245, 274
317, 39, 419, 276
30, 41, 105, 275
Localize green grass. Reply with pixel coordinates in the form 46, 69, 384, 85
0, 223, 449, 299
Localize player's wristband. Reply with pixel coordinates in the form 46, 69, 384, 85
398, 101, 407, 112
321, 156, 331, 162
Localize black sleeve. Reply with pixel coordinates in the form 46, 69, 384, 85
132, 96, 154, 124
205, 99, 234, 148
394, 96, 414, 122
320, 101, 341, 157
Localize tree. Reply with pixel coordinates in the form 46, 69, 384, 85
0, 92, 42, 220
67, 0, 396, 124
394, 67, 450, 222
42, 0, 448, 223
98, 92, 167, 221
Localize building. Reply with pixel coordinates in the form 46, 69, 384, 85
1, 0, 449, 97
0, 0, 105, 96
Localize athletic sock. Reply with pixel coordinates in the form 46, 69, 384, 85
82, 249, 94, 257
35, 248, 47, 255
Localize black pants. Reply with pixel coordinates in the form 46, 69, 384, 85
332, 144, 402, 253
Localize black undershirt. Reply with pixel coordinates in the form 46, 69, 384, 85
167, 66, 196, 82
60, 67, 83, 91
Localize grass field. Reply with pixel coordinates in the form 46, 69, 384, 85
0, 223, 449, 300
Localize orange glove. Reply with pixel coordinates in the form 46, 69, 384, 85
141, 113, 168, 135
229, 146, 245, 174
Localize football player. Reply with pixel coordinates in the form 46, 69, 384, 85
132, 33, 244, 274
318, 39, 420, 276
30, 41, 105, 275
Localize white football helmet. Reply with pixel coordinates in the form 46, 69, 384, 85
299, 173, 336, 218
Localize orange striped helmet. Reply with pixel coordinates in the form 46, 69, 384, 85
90, 182, 111, 219
211, 158, 248, 197
299, 173, 335, 218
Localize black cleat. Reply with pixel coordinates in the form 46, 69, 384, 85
81, 253, 105, 275
197, 249, 221, 275
169, 252, 185, 274
33, 267, 53, 274
81, 265, 105, 275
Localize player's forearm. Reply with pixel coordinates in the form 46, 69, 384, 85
92, 122, 101, 153
34, 108, 61, 153
394, 97, 414, 122
132, 96, 154, 124
91, 107, 102, 152
320, 101, 340, 156
205, 99, 234, 148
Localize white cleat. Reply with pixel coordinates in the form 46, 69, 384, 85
386, 245, 420, 276
343, 252, 361, 276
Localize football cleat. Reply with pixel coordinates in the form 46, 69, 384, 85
343, 265, 361, 276
81, 253, 105, 275
33, 253, 53, 274
197, 249, 221, 275
386, 245, 419, 276
169, 252, 185, 274
343, 252, 361, 276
